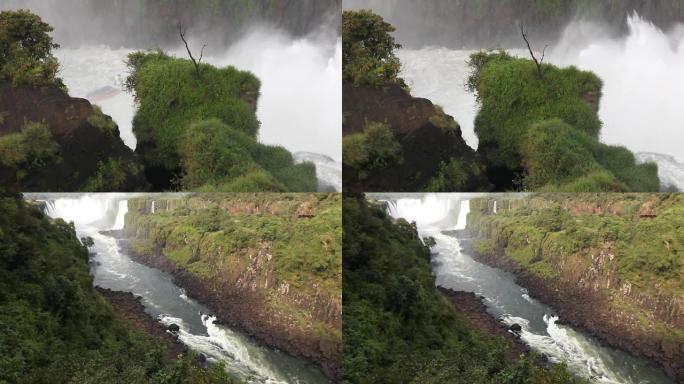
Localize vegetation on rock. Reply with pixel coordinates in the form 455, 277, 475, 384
343, 195, 584, 383
342, 121, 403, 181
0, 120, 60, 176
125, 51, 317, 192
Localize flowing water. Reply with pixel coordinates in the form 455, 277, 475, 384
373, 193, 673, 384
397, 14, 684, 175
31, 194, 330, 384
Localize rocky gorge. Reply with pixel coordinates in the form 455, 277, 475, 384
115, 194, 342, 381
463, 194, 684, 381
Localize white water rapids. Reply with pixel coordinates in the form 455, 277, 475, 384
377, 193, 673, 384
397, 14, 684, 189
35, 194, 330, 384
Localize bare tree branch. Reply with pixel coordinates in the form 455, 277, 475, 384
178, 22, 206, 79
520, 23, 546, 80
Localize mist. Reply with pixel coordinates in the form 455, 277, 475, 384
549, 15, 684, 161
1, 1, 341, 161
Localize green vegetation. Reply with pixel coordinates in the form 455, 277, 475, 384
87, 106, 119, 136
0, 10, 65, 90
125, 50, 260, 170
180, 119, 316, 192
0, 194, 240, 383
468, 51, 659, 191
0, 120, 60, 174
125, 51, 317, 192
343, 121, 403, 181
343, 195, 584, 383
125, 194, 341, 343
520, 119, 659, 191
467, 194, 683, 340
82, 158, 143, 192
342, 10, 406, 87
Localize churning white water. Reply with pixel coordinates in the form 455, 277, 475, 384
398, 14, 684, 165
376, 194, 673, 384
34, 194, 330, 384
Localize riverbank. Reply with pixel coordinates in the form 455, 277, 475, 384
114, 236, 338, 382
437, 287, 530, 359
459, 235, 682, 382
96, 287, 188, 361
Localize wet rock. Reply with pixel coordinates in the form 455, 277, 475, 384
167, 323, 180, 333
509, 323, 522, 333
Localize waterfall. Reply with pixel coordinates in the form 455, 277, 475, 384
493, 200, 497, 214
454, 200, 470, 230
112, 200, 128, 230
386, 194, 456, 227
151, 200, 155, 214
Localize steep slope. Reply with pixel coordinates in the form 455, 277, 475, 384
0, 193, 236, 383
466, 194, 684, 381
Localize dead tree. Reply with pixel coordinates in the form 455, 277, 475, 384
178, 23, 207, 79
520, 23, 547, 80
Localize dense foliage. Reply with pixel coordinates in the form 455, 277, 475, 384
125, 50, 260, 170
125, 51, 317, 192
0, 10, 64, 89
468, 51, 659, 191
125, 194, 342, 343
342, 121, 403, 181
342, 10, 405, 87
343, 195, 584, 383
0, 194, 240, 383
0, 120, 60, 176
468, 194, 683, 341
180, 119, 316, 192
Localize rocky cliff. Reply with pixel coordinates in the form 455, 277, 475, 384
0, 81, 147, 191
464, 194, 684, 381
343, 81, 489, 192
120, 194, 342, 381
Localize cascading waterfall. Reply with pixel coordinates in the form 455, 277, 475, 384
32, 194, 330, 384
112, 200, 128, 230
454, 200, 470, 230
150, 200, 155, 214
382, 194, 673, 384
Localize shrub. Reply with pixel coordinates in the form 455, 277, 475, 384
343, 121, 403, 180
0, 10, 65, 90
342, 10, 406, 87
87, 106, 118, 135
125, 50, 260, 170
469, 51, 602, 170
82, 158, 134, 192
423, 159, 469, 192
0, 120, 60, 170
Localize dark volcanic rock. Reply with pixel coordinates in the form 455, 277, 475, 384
509, 323, 522, 333
343, 81, 490, 192
167, 323, 180, 333
0, 81, 148, 192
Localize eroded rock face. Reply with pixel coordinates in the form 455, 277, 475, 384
120, 196, 342, 381
0, 81, 148, 191
465, 196, 684, 382
343, 81, 489, 192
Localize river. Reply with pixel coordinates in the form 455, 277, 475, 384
373, 193, 673, 384
30, 193, 330, 384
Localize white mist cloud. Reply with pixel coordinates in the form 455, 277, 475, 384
550, 15, 684, 161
